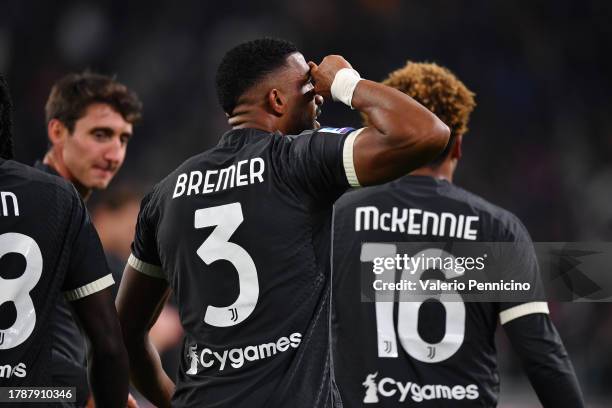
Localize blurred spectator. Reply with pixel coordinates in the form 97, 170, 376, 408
91, 187, 142, 295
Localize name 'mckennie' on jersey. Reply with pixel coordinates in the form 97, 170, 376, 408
332, 176, 547, 407
355, 206, 479, 240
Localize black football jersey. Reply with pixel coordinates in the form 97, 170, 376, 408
331, 175, 548, 407
34, 161, 90, 404
0, 159, 112, 388
129, 127, 361, 408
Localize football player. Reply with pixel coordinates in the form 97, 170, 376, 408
331, 62, 584, 407
116, 38, 449, 408
35, 71, 142, 407
0, 75, 129, 406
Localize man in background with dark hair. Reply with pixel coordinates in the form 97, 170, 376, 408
33, 71, 142, 406
39, 71, 142, 200
116, 38, 449, 407
331, 62, 584, 407
0, 75, 129, 406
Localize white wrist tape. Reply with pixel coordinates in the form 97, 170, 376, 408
331, 68, 362, 108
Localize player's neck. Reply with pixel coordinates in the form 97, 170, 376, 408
43, 150, 92, 201
410, 161, 454, 183
227, 105, 284, 134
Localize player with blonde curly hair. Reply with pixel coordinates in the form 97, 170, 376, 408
363, 61, 475, 176
332, 62, 584, 407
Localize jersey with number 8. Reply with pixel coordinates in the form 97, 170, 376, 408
0, 233, 43, 350
0, 159, 111, 388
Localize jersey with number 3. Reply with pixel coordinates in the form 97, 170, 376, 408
0, 159, 112, 387
129, 127, 360, 407
331, 175, 548, 407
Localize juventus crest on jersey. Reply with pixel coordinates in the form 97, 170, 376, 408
331, 175, 548, 407
128, 127, 360, 407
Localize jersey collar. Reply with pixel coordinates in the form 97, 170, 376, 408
218, 128, 275, 147
34, 160, 60, 177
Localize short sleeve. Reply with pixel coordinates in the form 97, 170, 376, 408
497, 214, 549, 324
128, 191, 165, 279
62, 191, 114, 301
283, 127, 363, 203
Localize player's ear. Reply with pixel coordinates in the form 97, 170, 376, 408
47, 119, 69, 146
267, 89, 286, 116
451, 134, 463, 160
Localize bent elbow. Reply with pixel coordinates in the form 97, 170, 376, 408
428, 118, 451, 157
401, 115, 449, 164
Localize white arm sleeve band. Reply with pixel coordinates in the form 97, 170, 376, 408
500, 302, 550, 325
64, 274, 115, 301
343, 128, 364, 188
128, 253, 166, 279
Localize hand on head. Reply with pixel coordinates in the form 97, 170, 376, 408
308, 55, 353, 100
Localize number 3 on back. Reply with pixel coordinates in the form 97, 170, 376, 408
195, 202, 259, 327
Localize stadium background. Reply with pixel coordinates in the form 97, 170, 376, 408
1, 0, 611, 406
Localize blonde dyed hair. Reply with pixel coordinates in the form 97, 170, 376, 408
365, 62, 476, 140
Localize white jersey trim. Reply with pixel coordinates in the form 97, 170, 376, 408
500, 301, 549, 325
128, 253, 165, 279
343, 128, 364, 188
64, 274, 114, 301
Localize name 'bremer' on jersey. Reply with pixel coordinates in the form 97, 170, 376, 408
172, 157, 265, 198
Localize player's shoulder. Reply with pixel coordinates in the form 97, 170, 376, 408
1, 159, 78, 199
335, 176, 529, 239
150, 147, 214, 196
445, 182, 529, 240
334, 182, 388, 209
289, 126, 356, 139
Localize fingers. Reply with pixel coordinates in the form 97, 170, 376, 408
126, 393, 139, 408
308, 61, 319, 79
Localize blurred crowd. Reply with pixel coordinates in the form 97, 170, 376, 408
1, 0, 611, 405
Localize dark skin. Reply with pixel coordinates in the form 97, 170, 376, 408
230, 52, 450, 185
117, 52, 450, 407
116, 271, 174, 408
71, 288, 130, 407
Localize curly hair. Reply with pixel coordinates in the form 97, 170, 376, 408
0, 74, 14, 160
365, 62, 476, 165
45, 71, 142, 133
215, 38, 298, 114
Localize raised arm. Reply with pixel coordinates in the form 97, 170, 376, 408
71, 288, 129, 408
116, 265, 175, 408
310, 56, 450, 186
503, 313, 585, 408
